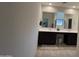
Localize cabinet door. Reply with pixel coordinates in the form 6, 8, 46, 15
64, 33, 77, 45
38, 32, 56, 45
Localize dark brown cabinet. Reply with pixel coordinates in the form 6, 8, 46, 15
64, 33, 77, 45
38, 32, 56, 45
38, 31, 77, 46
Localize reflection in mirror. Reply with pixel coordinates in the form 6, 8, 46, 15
40, 12, 75, 30
39, 20, 48, 27
40, 12, 55, 28
64, 14, 73, 29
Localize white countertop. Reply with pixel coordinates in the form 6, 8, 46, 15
38, 27, 78, 33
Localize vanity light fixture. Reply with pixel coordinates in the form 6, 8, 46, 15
49, 3, 52, 5
72, 6, 76, 8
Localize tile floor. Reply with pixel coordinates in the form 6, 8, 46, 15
36, 45, 79, 57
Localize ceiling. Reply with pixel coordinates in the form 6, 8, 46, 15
41, 2, 79, 9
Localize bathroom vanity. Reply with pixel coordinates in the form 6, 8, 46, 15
38, 6, 79, 46
38, 28, 77, 46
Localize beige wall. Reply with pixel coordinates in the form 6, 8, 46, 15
0, 2, 41, 57
77, 15, 79, 47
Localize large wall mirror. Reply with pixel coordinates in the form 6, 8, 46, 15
40, 11, 77, 30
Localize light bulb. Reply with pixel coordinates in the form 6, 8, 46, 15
73, 6, 76, 8
49, 3, 52, 5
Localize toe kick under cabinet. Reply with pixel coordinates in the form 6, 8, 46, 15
38, 31, 77, 46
